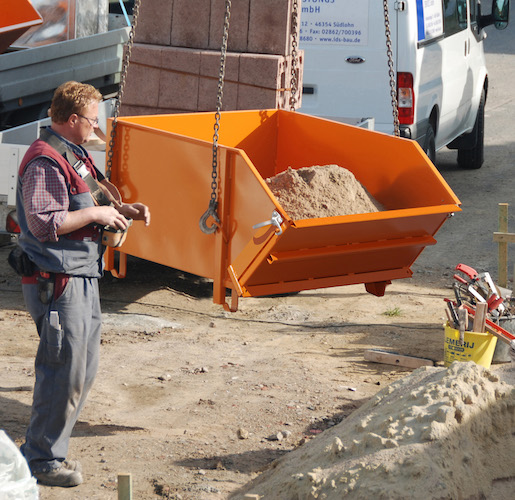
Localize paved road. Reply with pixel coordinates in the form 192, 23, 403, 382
413, 18, 515, 283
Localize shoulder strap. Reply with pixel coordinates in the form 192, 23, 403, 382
39, 128, 113, 207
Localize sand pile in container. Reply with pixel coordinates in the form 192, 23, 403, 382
232, 362, 515, 500
265, 164, 384, 220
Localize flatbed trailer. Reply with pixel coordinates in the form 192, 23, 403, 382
0, 27, 129, 129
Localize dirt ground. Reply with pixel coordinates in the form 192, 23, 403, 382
0, 236, 459, 498
1, 228, 511, 500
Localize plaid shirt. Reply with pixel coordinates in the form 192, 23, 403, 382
22, 157, 69, 242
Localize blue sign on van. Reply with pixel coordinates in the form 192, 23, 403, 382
416, 0, 444, 41
299, 0, 369, 46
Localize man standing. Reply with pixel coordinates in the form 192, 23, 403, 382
16, 81, 150, 487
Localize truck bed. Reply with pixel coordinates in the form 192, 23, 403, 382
0, 27, 129, 129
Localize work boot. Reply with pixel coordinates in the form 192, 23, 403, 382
34, 465, 83, 487
63, 459, 83, 473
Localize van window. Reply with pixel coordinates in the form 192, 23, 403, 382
469, 0, 478, 23
444, 0, 468, 36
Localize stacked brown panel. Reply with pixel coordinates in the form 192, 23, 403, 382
121, 0, 302, 116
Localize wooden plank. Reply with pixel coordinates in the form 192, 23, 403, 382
458, 307, 468, 344
461, 302, 514, 345
483, 323, 512, 345
492, 232, 515, 243
472, 302, 488, 333
364, 350, 434, 368
118, 473, 132, 500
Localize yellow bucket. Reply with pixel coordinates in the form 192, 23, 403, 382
444, 323, 497, 369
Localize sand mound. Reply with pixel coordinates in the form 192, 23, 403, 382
232, 362, 515, 499
265, 165, 384, 220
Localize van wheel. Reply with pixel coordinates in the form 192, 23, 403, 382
424, 124, 436, 164
457, 90, 485, 170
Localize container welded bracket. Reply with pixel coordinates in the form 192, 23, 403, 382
365, 281, 391, 297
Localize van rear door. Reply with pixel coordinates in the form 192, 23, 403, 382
299, 0, 398, 133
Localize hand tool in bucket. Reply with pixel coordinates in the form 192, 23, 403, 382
461, 302, 515, 345
454, 263, 505, 313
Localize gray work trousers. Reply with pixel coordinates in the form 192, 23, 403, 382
20, 276, 101, 473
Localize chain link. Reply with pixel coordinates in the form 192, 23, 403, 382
105, 0, 142, 180
383, 0, 400, 137
210, 0, 231, 205
199, 0, 231, 233
289, 0, 299, 111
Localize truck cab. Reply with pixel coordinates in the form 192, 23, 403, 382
299, 0, 510, 169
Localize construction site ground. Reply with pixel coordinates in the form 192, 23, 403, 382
0, 242, 470, 500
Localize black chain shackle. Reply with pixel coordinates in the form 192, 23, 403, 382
105, 0, 142, 180
199, 0, 232, 234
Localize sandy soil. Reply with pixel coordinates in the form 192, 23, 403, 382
1, 230, 513, 499
234, 362, 514, 500
265, 165, 383, 219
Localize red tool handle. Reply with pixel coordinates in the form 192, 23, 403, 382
453, 274, 468, 285
455, 263, 478, 279
461, 303, 515, 343
487, 295, 503, 312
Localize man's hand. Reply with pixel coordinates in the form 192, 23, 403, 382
118, 203, 151, 226
57, 206, 129, 235
94, 206, 130, 230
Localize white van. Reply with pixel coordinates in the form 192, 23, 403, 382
298, 0, 510, 169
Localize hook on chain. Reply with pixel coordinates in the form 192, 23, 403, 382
200, 0, 231, 235
199, 200, 221, 234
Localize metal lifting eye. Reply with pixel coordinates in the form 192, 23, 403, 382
199, 200, 220, 234
252, 210, 284, 236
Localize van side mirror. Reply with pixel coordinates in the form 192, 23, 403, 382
479, 0, 510, 30
493, 0, 510, 29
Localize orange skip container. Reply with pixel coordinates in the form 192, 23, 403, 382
0, 0, 43, 54
105, 110, 461, 311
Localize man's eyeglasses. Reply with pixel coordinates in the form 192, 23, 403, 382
77, 114, 99, 126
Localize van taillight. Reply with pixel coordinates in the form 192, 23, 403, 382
397, 72, 414, 125
6, 211, 20, 233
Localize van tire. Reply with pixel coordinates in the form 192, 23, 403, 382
457, 90, 485, 170
424, 124, 436, 164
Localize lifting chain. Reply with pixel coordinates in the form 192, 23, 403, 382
105, 0, 142, 180
289, 0, 299, 111
199, 0, 231, 234
383, 0, 400, 137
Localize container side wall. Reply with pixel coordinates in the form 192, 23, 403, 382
221, 151, 281, 280
275, 111, 460, 210
110, 121, 218, 280
118, 110, 281, 179
109, 115, 281, 283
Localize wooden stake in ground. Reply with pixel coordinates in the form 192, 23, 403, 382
118, 473, 132, 500
493, 202, 510, 287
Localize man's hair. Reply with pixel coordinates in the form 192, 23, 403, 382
50, 81, 102, 124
